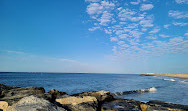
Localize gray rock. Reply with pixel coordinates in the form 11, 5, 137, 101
6, 95, 66, 111
0, 86, 48, 105
56, 96, 98, 111
101, 99, 142, 111
0, 84, 18, 98
48, 89, 67, 101
147, 100, 188, 111
73, 90, 114, 102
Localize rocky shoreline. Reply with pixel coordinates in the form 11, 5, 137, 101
0, 84, 188, 111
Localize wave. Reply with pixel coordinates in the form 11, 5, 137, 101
162, 78, 175, 81
113, 87, 157, 96
180, 80, 188, 84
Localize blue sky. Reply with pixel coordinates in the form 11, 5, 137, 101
0, 0, 188, 73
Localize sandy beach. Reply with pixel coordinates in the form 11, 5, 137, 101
141, 73, 188, 79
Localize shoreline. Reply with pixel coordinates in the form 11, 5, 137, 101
140, 73, 188, 79
0, 84, 188, 111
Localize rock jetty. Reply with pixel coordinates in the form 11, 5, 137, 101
0, 84, 187, 111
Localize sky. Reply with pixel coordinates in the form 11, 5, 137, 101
0, 0, 188, 74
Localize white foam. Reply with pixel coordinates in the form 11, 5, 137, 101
139, 87, 157, 93
163, 79, 175, 81
148, 87, 157, 92
180, 80, 188, 84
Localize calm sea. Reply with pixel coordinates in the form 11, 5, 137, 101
0, 72, 188, 105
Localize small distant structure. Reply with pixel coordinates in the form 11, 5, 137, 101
147, 73, 155, 74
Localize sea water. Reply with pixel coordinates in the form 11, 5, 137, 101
0, 72, 187, 105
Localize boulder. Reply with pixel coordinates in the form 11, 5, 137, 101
56, 96, 98, 111
147, 100, 188, 111
101, 99, 142, 111
140, 103, 186, 111
48, 89, 67, 100
0, 87, 47, 105
73, 90, 114, 102
0, 84, 18, 98
0, 101, 8, 111
6, 95, 66, 111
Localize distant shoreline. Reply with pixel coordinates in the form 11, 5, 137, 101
0, 72, 139, 75
140, 73, 188, 79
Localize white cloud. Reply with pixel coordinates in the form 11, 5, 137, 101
139, 15, 154, 27
175, 0, 188, 4
129, 30, 144, 38
85, 0, 100, 2
86, 1, 115, 15
127, 23, 139, 29
139, 19, 154, 27
119, 34, 129, 39
101, 1, 115, 9
185, 32, 188, 36
172, 22, 188, 26
117, 41, 125, 45
169, 37, 184, 44
140, 4, 154, 11
60, 58, 78, 63
118, 9, 136, 21
163, 24, 171, 29
159, 34, 170, 38
142, 28, 147, 31
88, 26, 100, 31
6, 50, 25, 54
168, 10, 188, 19
147, 35, 157, 39
85, 0, 188, 58
86, 3, 103, 15
104, 29, 112, 34
110, 37, 118, 42
120, 44, 130, 47
149, 28, 160, 33
130, 0, 141, 5
98, 11, 113, 26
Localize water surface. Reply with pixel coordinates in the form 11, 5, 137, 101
0, 72, 187, 105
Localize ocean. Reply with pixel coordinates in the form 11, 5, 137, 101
0, 72, 188, 105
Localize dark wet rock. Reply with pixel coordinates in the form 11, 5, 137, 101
0, 84, 18, 98
6, 95, 66, 111
0, 87, 46, 105
147, 100, 188, 111
140, 103, 187, 111
48, 89, 67, 101
101, 99, 142, 111
56, 96, 98, 111
73, 90, 114, 102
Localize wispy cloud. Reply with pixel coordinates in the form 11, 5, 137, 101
1, 50, 114, 73
149, 28, 160, 34
6, 50, 25, 54
130, 0, 141, 5
172, 22, 188, 26
85, 0, 188, 59
159, 34, 170, 38
168, 10, 188, 19
110, 37, 118, 42
88, 26, 100, 31
185, 32, 188, 36
175, 0, 188, 4
140, 4, 154, 11
163, 24, 171, 29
